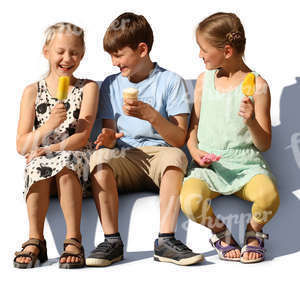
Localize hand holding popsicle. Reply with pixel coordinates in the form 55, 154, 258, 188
239, 73, 256, 124
45, 77, 69, 130
56, 76, 70, 101
241, 73, 255, 97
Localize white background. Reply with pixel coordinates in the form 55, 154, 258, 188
1, 0, 299, 299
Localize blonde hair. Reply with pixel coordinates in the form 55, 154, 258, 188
43, 22, 85, 77
197, 12, 246, 55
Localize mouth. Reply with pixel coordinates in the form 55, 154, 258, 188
59, 64, 74, 72
120, 66, 128, 72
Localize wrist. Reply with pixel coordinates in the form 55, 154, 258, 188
108, 139, 117, 149
43, 121, 55, 133
147, 106, 159, 124
245, 115, 257, 127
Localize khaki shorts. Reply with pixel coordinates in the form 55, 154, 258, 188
89, 146, 188, 193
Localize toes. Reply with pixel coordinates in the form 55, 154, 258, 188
243, 252, 249, 261
60, 257, 66, 264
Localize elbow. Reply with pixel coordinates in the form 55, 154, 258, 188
16, 141, 26, 156
172, 137, 187, 148
80, 136, 90, 148
260, 144, 271, 152
258, 140, 271, 152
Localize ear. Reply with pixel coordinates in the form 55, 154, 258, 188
43, 45, 49, 59
224, 44, 233, 59
137, 42, 149, 58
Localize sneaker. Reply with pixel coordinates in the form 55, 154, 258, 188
85, 239, 123, 267
154, 238, 204, 266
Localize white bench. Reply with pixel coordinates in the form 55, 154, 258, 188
46, 79, 300, 260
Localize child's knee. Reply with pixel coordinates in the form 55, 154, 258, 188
180, 178, 212, 223
255, 179, 280, 212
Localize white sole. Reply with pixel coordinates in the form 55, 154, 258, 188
154, 254, 204, 266
85, 255, 123, 267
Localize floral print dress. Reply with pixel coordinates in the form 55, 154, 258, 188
23, 79, 93, 199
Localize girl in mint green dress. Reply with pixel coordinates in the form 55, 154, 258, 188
180, 12, 280, 264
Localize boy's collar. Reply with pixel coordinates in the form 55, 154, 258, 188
125, 62, 159, 84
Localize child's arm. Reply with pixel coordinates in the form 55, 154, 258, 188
187, 73, 211, 167
123, 97, 188, 147
239, 76, 271, 152
16, 84, 66, 155
47, 81, 99, 152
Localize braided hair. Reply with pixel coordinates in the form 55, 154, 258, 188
197, 12, 246, 55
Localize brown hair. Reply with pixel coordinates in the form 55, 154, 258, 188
197, 12, 246, 55
103, 12, 154, 54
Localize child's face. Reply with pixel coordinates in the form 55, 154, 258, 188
110, 46, 144, 78
196, 32, 225, 70
43, 32, 84, 77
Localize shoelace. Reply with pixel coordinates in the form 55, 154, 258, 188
168, 238, 191, 252
94, 240, 114, 253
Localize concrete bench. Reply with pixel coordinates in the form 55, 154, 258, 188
46, 79, 300, 261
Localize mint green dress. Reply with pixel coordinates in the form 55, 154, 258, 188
185, 70, 275, 195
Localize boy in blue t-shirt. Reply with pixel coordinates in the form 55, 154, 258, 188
87, 12, 204, 266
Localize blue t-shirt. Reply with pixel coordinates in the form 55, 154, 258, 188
99, 63, 191, 148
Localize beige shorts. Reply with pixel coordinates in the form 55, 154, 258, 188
89, 146, 188, 193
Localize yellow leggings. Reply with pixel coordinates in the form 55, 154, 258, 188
180, 174, 280, 226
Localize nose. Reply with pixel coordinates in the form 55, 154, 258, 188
199, 49, 204, 59
63, 52, 72, 63
111, 56, 119, 67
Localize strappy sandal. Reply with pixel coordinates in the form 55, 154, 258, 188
59, 238, 85, 269
209, 228, 241, 262
14, 238, 48, 269
240, 231, 269, 264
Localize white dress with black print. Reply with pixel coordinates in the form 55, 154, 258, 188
23, 79, 93, 200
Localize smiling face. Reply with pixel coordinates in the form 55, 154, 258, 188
196, 32, 226, 70
110, 44, 147, 78
43, 32, 84, 77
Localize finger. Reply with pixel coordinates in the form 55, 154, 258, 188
115, 132, 124, 139
126, 99, 139, 106
95, 142, 103, 150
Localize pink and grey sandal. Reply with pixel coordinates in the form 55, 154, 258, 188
209, 228, 241, 262
240, 231, 269, 264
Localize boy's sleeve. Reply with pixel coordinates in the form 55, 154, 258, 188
165, 75, 191, 117
98, 78, 114, 120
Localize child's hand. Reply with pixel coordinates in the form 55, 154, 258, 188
239, 96, 255, 125
25, 148, 47, 164
94, 128, 124, 149
46, 103, 67, 130
122, 98, 156, 122
190, 148, 212, 168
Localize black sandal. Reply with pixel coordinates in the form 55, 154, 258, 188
59, 238, 85, 269
14, 238, 48, 269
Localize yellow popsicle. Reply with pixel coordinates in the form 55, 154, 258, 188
56, 76, 70, 101
241, 73, 256, 97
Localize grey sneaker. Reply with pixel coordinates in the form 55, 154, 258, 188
86, 239, 123, 267
154, 238, 204, 266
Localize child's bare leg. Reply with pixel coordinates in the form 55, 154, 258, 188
91, 164, 119, 234
159, 166, 184, 233
16, 178, 52, 264
56, 167, 83, 264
